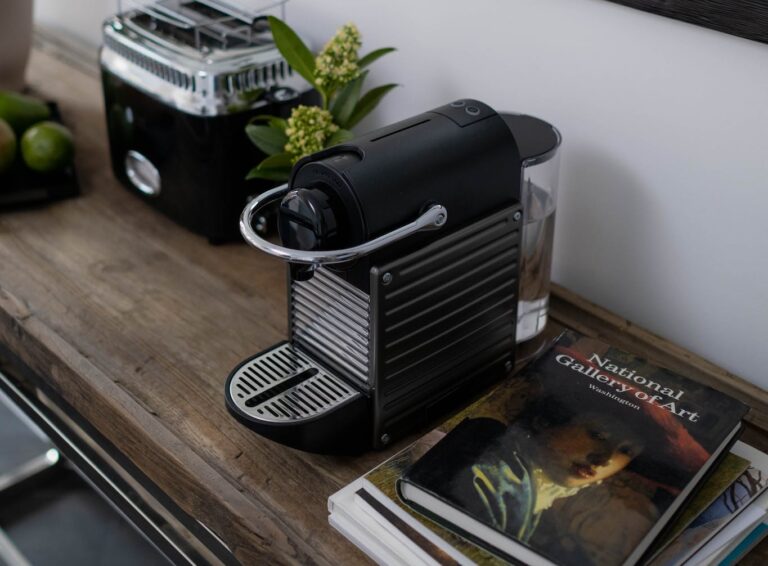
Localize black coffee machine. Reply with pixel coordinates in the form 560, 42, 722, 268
226, 99, 532, 453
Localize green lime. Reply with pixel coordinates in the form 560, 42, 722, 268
0, 118, 17, 175
0, 90, 51, 135
21, 121, 74, 173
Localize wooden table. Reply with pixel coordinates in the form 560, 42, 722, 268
0, 41, 766, 565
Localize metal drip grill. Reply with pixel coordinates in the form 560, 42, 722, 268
227, 343, 361, 423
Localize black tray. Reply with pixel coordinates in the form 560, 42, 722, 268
0, 102, 80, 208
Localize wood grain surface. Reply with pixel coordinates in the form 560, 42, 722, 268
605, 0, 768, 45
0, 44, 764, 564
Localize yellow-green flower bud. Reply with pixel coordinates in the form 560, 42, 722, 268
284, 105, 339, 163
314, 23, 362, 89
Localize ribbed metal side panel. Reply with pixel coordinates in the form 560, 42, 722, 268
291, 268, 371, 387
371, 206, 522, 434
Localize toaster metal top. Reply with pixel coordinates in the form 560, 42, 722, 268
101, 0, 308, 116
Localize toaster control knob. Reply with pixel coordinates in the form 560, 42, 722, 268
278, 188, 340, 252
125, 150, 161, 197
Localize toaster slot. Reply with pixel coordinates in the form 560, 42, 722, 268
124, 0, 280, 50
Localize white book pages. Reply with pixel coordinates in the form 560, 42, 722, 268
329, 479, 431, 566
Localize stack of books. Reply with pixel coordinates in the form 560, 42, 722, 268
329, 330, 767, 566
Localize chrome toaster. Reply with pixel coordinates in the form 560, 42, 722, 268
100, 0, 316, 242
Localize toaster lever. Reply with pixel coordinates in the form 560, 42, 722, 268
240, 184, 447, 266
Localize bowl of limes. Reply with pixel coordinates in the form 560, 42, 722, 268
0, 90, 79, 207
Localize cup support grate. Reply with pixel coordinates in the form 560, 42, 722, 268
227, 343, 361, 424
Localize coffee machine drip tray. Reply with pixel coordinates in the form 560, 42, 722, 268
226, 342, 363, 424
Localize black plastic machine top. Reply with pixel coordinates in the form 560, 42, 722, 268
276, 99, 522, 265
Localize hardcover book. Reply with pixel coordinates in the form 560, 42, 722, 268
649, 442, 768, 566
328, 439, 757, 566
396, 330, 747, 566
650, 449, 750, 552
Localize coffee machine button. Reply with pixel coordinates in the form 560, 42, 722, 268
465, 106, 480, 116
450, 100, 466, 107
125, 150, 161, 197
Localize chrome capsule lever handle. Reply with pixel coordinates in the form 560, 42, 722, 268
240, 184, 448, 265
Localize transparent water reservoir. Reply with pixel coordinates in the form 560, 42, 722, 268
502, 114, 561, 343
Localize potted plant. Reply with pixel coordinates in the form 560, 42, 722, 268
246, 17, 397, 181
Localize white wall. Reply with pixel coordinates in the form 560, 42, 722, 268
35, 0, 768, 389
34, 0, 110, 47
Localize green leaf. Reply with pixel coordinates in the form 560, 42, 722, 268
326, 129, 354, 147
246, 167, 291, 181
249, 114, 288, 131
268, 16, 315, 86
347, 84, 399, 128
258, 153, 293, 168
245, 124, 288, 156
239, 87, 265, 104
358, 47, 396, 68
330, 71, 368, 128
228, 88, 266, 113
246, 152, 293, 181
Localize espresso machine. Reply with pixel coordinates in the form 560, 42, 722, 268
226, 99, 548, 453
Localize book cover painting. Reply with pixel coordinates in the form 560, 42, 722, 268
398, 330, 747, 566
364, 429, 500, 565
